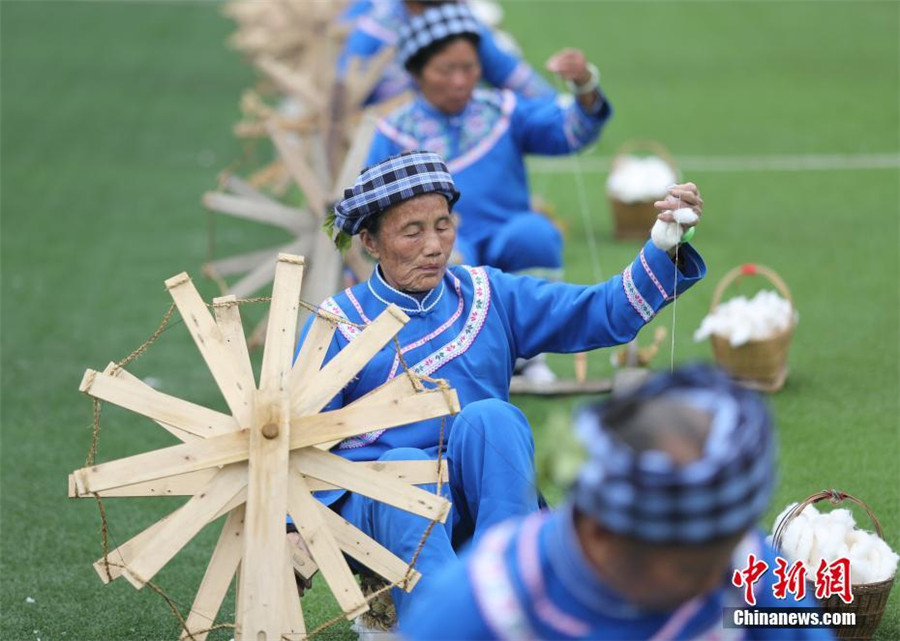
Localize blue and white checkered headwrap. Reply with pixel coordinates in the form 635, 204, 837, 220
398, 3, 482, 69
332, 151, 460, 236
572, 365, 776, 544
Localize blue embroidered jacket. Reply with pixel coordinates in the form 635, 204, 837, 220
366, 89, 612, 246
338, 0, 555, 104
298, 241, 704, 474
402, 507, 836, 641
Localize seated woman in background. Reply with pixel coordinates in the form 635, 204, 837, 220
338, 0, 554, 105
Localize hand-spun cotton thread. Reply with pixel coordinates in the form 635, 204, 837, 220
651, 208, 698, 252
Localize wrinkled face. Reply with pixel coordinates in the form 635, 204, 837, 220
577, 515, 744, 612
417, 38, 481, 115
360, 193, 456, 293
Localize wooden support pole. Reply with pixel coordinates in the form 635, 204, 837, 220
239, 254, 305, 641
122, 464, 247, 590
180, 506, 246, 641
166, 273, 254, 427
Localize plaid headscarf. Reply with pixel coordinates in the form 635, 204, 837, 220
398, 3, 482, 69
572, 365, 776, 544
330, 151, 460, 242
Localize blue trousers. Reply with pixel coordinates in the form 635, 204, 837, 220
335, 399, 538, 620
456, 211, 562, 274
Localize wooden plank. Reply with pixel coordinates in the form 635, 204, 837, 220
212, 295, 256, 393
266, 121, 327, 218
73, 388, 458, 495
103, 364, 201, 443
298, 231, 344, 324
223, 175, 274, 202
122, 464, 247, 589
508, 376, 613, 396
202, 191, 308, 234
329, 112, 378, 202
79, 369, 239, 437
205, 246, 282, 279
288, 314, 337, 406
73, 460, 446, 498
291, 304, 409, 417
290, 538, 318, 582
287, 471, 367, 618
255, 56, 324, 113
318, 503, 421, 592
259, 254, 305, 392
73, 430, 250, 496
92, 487, 247, 584
282, 547, 306, 640
166, 273, 254, 428
180, 506, 246, 641
293, 448, 449, 523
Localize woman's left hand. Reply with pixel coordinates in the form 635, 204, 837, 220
545, 48, 592, 85
654, 182, 703, 226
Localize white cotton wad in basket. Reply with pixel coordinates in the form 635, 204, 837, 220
606, 155, 677, 204
769, 503, 900, 585
693, 290, 797, 348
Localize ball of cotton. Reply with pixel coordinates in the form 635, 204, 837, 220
771, 503, 899, 585
694, 290, 797, 347
650, 208, 698, 252
607, 155, 677, 204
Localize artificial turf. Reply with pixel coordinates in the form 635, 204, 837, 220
1, 1, 897, 640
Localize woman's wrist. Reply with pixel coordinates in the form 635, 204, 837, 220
567, 63, 600, 95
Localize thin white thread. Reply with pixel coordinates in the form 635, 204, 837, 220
670, 190, 682, 372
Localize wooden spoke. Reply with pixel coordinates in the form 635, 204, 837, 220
180, 506, 246, 641
259, 254, 305, 392
288, 313, 337, 402
291, 304, 409, 417
287, 471, 367, 618
122, 464, 247, 589
202, 191, 308, 235
318, 504, 421, 592
165, 273, 254, 427
79, 369, 239, 438
212, 295, 256, 393
282, 546, 306, 640
266, 121, 327, 217
293, 448, 449, 523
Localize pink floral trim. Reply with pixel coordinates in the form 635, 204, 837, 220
470, 522, 536, 641
337, 267, 491, 450
640, 248, 670, 300
409, 266, 491, 377
320, 296, 360, 342
376, 119, 419, 150
622, 265, 654, 322
386, 274, 464, 379
518, 514, 590, 637
346, 289, 373, 324
446, 91, 515, 174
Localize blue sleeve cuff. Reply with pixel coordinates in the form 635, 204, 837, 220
621, 241, 707, 323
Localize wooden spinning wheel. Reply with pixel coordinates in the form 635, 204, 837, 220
68, 254, 459, 640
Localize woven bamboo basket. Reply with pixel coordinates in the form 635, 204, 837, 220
773, 490, 896, 641
707, 264, 795, 392
607, 140, 678, 240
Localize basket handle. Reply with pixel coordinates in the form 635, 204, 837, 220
612, 139, 678, 174
709, 263, 794, 313
772, 489, 887, 553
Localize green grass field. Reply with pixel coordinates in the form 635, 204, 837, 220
2, 1, 898, 639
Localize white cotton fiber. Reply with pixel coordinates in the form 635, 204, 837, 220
694, 290, 797, 347
606, 155, 677, 204
771, 503, 899, 585
650, 208, 698, 252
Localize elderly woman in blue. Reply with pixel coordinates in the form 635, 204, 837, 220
365, 2, 611, 283
404, 366, 836, 641
338, 0, 554, 105
301, 151, 706, 624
